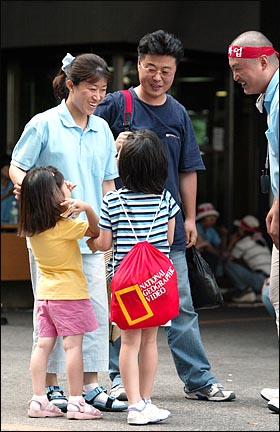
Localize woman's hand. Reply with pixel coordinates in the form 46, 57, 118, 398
13, 183, 22, 201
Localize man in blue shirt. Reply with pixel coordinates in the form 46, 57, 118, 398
95, 29, 236, 403
228, 30, 279, 414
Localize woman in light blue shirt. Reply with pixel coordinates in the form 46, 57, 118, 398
9, 53, 127, 414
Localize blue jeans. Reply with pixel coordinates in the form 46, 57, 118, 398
224, 260, 267, 294
109, 249, 218, 393
262, 284, 276, 319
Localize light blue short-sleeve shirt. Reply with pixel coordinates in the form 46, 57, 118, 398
264, 69, 279, 198
11, 99, 119, 253
196, 223, 221, 247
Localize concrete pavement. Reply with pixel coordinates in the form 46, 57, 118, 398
1, 304, 279, 431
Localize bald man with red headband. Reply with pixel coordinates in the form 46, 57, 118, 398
228, 30, 279, 414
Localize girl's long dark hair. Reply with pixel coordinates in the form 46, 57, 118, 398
18, 166, 66, 237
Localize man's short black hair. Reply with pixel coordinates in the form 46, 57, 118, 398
137, 29, 184, 65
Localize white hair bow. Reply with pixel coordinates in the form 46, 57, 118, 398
62, 53, 75, 72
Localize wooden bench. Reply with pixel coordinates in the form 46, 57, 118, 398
1, 224, 30, 281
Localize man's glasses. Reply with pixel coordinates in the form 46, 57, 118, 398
139, 60, 174, 78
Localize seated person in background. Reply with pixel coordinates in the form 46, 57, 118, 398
224, 215, 272, 303
195, 202, 228, 279
261, 278, 276, 319
1, 154, 15, 223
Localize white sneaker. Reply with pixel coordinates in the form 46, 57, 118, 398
109, 384, 127, 401
260, 388, 279, 401
231, 289, 256, 303
267, 398, 279, 413
185, 383, 236, 401
145, 401, 171, 420
127, 402, 170, 425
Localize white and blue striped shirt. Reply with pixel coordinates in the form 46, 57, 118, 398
98, 187, 181, 277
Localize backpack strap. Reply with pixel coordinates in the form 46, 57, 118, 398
120, 89, 133, 131
117, 191, 164, 242
111, 191, 163, 277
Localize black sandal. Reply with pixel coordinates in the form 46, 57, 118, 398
84, 386, 127, 412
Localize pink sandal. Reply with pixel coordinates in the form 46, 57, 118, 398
67, 397, 103, 420
28, 398, 64, 418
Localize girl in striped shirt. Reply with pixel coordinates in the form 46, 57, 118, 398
87, 129, 180, 425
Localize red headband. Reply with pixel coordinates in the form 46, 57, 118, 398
197, 205, 216, 214
240, 220, 259, 232
228, 46, 279, 58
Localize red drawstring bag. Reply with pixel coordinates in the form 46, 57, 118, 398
110, 193, 179, 330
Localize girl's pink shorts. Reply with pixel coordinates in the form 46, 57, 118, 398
37, 299, 98, 337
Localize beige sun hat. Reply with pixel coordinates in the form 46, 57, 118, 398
233, 215, 260, 232
196, 203, 220, 221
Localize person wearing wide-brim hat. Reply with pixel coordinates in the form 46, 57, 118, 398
196, 202, 220, 221
195, 203, 227, 278
233, 215, 260, 233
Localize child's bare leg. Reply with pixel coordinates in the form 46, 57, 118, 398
119, 328, 142, 405
30, 336, 57, 395
63, 334, 83, 396
139, 327, 158, 400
